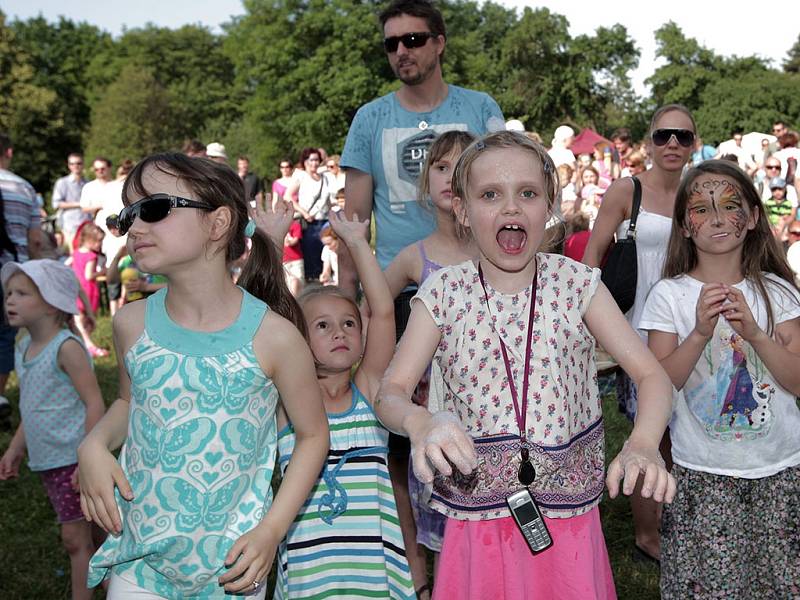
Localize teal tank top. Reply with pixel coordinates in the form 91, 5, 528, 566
89, 288, 278, 598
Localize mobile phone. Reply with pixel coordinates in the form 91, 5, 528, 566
506, 488, 552, 553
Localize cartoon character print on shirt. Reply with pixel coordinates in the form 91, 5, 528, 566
685, 326, 774, 441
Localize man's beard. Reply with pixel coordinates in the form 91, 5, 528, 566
394, 57, 437, 86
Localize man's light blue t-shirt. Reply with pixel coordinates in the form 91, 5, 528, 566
341, 85, 504, 269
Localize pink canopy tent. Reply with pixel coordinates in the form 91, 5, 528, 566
571, 128, 612, 156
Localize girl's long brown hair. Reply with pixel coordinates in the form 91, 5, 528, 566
663, 160, 798, 334
123, 153, 306, 336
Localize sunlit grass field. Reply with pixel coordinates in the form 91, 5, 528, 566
0, 316, 660, 599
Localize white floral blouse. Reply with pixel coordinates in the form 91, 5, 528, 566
414, 254, 606, 520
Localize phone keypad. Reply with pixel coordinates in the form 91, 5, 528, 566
522, 522, 551, 551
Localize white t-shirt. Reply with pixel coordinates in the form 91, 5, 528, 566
293, 171, 330, 221
80, 178, 116, 213
548, 147, 576, 168
639, 274, 800, 478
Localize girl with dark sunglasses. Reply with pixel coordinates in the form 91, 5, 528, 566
583, 103, 695, 564
77, 154, 330, 599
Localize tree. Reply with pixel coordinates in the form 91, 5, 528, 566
646, 22, 769, 114
11, 16, 112, 190
86, 24, 239, 151
85, 64, 173, 164
0, 11, 63, 194
223, 0, 390, 173
695, 70, 800, 142
784, 34, 800, 74
494, 8, 639, 139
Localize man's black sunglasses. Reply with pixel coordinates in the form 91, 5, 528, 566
383, 31, 436, 53
651, 128, 695, 148
118, 194, 213, 235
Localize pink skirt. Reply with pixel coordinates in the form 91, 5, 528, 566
432, 507, 616, 600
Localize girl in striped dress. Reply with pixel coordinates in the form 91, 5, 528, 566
274, 210, 415, 599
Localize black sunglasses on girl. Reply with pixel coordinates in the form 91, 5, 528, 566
383, 31, 436, 53
651, 128, 695, 148
118, 194, 213, 235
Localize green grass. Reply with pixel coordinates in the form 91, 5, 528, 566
0, 317, 660, 599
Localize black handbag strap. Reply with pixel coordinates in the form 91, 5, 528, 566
305, 176, 326, 218
625, 176, 642, 240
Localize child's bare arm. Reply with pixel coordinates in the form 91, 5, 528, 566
724, 286, 800, 395
384, 244, 420, 298
84, 258, 98, 281
328, 211, 395, 393
77, 301, 143, 534
220, 313, 329, 593
583, 283, 675, 503
376, 302, 476, 483
58, 338, 105, 434
0, 424, 26, 480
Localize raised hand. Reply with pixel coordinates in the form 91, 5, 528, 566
251, 198, 294, 248
327, 210, 369, 248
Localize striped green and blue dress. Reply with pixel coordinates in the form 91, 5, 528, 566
274, 383, 415, 599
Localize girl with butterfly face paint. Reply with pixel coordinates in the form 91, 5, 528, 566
640, 159, 800, 598
76, 154, 329, 599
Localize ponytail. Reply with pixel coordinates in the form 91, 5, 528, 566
238, 229, 307, 339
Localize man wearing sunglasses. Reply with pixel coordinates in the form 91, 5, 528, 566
340, 2, 503, 594
340, 0, 503, 293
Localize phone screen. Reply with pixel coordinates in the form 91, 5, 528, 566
515, 501, 538, 523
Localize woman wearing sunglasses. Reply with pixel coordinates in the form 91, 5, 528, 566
582, 103, 696, 564
77, 154, 330, 598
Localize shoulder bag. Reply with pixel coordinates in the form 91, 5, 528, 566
600, 176, 641, 314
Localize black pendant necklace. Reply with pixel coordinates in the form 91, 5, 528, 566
518, 446, 536, 486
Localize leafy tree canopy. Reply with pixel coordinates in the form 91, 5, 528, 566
2, 6, 798, 193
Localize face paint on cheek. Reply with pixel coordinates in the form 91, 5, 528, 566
718, 181, 748, 237
685, 185, 707, 237
686, 209, 704, 237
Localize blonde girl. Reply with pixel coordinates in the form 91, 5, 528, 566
272, 209, 415, 598
0, 259, 105, 600
375, 131, 675, 599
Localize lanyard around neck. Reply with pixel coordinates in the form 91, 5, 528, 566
477, 262, 538, 444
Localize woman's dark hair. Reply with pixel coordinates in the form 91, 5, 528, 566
379, 0, 446, 39
664, 159, 798, 335
298, 147, 321, 165
779, 132, 799, 149
122, 153, 306, 336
